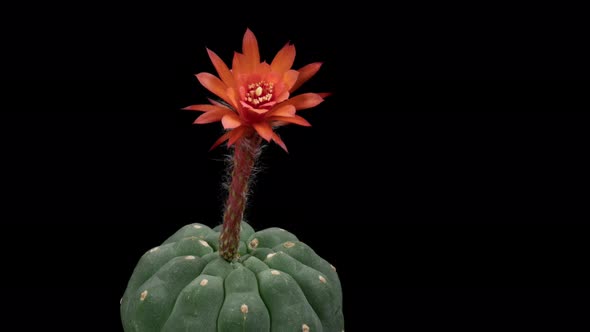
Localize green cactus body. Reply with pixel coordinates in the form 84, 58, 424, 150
120, 222, 344, 332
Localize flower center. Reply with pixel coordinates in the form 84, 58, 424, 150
244, 81, 274, 107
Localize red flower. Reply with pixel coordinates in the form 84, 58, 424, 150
183, 29, 327, 152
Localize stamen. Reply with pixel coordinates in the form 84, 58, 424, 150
243, 81, 275, 109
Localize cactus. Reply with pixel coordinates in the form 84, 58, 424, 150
121, 29, 343, 331
120, 222, 344, 331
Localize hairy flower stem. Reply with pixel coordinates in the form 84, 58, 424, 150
219, 133, 262, 261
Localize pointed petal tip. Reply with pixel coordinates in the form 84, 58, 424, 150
252, 122, 274, 142
270, 115, 312, 127
272, 44, 297, 73
209, 132, 232, 151
193, 108, 232, 124
242, 28, 260, 65
244, 28, 257, 40
271, 133, 289, 153
227, 126, 247, 147
193, 117, 207, 125
184, 104, 231, 113
290, 62, 324, 93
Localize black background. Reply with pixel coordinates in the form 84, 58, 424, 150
1, 2, 589, 331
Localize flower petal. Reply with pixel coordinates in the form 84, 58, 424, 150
221, 113, 242, 129
242, 105, 269, 115
227, 126, 247, 147
206, 48, 235, 87
271, 132, 288, 152
232, 52, 245, 78
207, 98, 232, 108
275, 90, 290, 104
283, 70, 299, 91
269, 115, 311, 127
182, 104, 230, 112
196, 73, 231, 104
225, 87, 241, 113
252, 121, 274, 141
267, 104, 296, 117
279, 93, 324, 111
255, 61, 272, 75
194, 110, 231, 124
251, 109, 268, 114
290, 62, 322, 92
271, 43, 296, 73
242, 28, 260, 70
210, 131, 232, 151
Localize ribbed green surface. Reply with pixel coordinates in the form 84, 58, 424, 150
120, 222, 344, 332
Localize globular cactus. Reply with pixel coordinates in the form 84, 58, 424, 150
120, 222, 344, 331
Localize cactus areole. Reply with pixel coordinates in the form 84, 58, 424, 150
121, 29, 344, 331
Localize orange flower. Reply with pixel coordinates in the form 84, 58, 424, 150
183, 29, 327, 152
